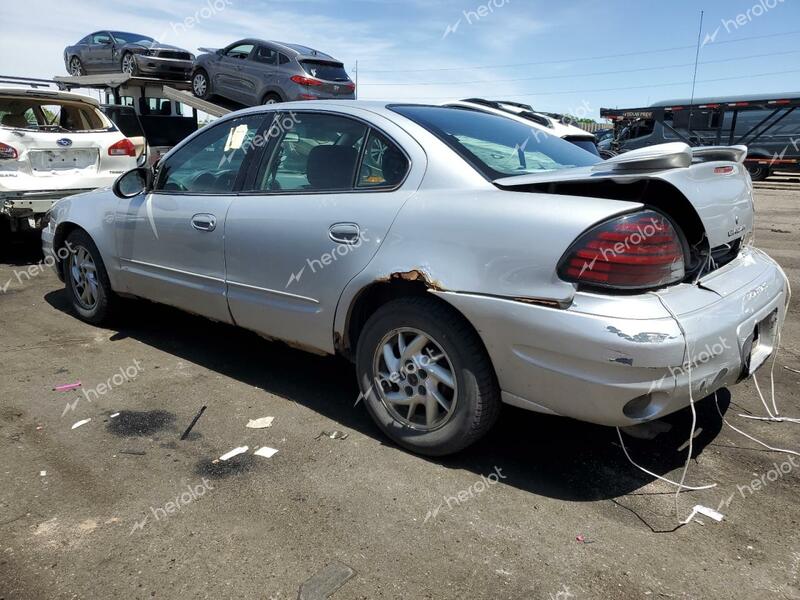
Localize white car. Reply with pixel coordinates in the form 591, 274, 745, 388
0, 87, 137, 231
446, 98, 601, 156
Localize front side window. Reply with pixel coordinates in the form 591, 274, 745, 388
258, 113, 367, 192
157, 115, 264, 193
92, 33, 112, 45
391, 105, 598, 179
226, 44, 253, 60
357, 130, 408, 188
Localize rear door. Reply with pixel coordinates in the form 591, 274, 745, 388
242, 45, 279, 104
224, 109, 423, 353
115, 113, 266, 321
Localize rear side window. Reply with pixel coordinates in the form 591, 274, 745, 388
102, 107, 144, 138
278, 53, 290, 65
156, 115, 264, 193
357, 130, 408, 188
300, 60, 349, 81
258, 113, 367, 192
391, 105, 598, 179
253, 46, 277, 65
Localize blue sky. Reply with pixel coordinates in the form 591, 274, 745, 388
2, 0, 798, 120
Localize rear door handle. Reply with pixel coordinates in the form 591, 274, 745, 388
191, 213, 217, 232
329, 222, 361, 244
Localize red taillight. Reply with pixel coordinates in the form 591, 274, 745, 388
0, 142, 18, 160
291, 75, 323, 87
345, 82, 356, 92
558, 210, 686, 290
108, 138, 136, 157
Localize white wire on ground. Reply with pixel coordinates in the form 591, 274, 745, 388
714, 392, 800, 458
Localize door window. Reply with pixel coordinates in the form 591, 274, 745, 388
225, 44, 254, 60
156, 115, 265, 193
253, 46, 278, 65
258, 113, 367, 192
357, 130, 408, 188
92, 33, 112, 45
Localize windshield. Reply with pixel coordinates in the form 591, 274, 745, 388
392, 105, 600, 178
0, 96, 111, 132
111, 31, 154, 44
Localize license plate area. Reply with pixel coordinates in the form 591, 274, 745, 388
29, 149, 98, 172
743, 309, 778, 375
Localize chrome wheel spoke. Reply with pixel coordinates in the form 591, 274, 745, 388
382, 342, 400, 374
429, 386, 451, 412
400, 333, 428, 365
427, 363, 455, 389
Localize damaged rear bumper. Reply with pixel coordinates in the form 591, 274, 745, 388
436, 247, 788, 427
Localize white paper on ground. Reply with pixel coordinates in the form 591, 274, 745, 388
39, 471, 46, 477
253, 446, 279, 458
683, 504, 724, 524
110, 412, 120, 418
219, 446, 249, 461
246, 417, 275, 429
71, 418, 91, 430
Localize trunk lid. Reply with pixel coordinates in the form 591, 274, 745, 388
494, 142, 754, 251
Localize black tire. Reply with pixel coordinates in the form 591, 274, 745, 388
355, 296, 500, 456
262, 92, 282, 105
192, 69, 211, 99
746, 161, 771, 181
68, 56, 84, 76
64, 229, 117, 326
121, 52, 138, 76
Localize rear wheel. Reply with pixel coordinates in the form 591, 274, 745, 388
192, 69, 210, 99
68, 56, 84, 76
355, 297, 500, 456
64, 229, 117, 325
262, 92, 281, 105
746, 161, 771, 181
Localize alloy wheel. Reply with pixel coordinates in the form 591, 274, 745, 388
122, 54, 135, 75
69, 246, 99, 310
372, 327, 458, 431
69, 57, 82, 76
193, 73, 207, 97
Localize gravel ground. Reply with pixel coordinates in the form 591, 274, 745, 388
0, 181, 798, 600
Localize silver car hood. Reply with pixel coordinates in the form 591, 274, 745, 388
495, 143, 754, 249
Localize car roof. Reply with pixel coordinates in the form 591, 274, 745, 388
0, 87, 100, 106
227, 39, 338, 61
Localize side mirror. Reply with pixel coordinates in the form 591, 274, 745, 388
113, 167, 153, 198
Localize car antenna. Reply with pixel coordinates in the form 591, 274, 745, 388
687, 10, 704, 147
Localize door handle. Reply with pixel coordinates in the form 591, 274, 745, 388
191, 213, 217, 232
329, 223, 361, 244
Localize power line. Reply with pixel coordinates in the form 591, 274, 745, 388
368, 68, 800, 101
357, 29, 800, 74
358, 49, 800, 86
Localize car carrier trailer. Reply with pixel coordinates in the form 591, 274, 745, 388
600, 93, 800, 180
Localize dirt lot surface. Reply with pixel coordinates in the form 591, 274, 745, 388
1, 181, 799, 600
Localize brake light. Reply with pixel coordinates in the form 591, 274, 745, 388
0, 142, 18, 160
558, 210, 686, 290
345, 82, 356, 92
108, 138, 136, 157
291, 75, 323, 87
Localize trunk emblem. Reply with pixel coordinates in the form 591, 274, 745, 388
57, 138, 73, 147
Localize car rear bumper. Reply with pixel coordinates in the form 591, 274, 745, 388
437, 247, 789, 427
133, 55, 192, 79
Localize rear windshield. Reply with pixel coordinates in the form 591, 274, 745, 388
391, 105, 599, 179
300, 60, 349, 81
0, 96, 111, 132
565, 137, 600, 156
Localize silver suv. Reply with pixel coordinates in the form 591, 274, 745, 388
191, 39, 355, 106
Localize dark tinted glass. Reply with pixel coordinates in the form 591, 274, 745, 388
391, 105, 599, 178
568, 139, 600, 156
101, 106, 144, 137
300, 60, 349, 81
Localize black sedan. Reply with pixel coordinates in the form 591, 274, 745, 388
63, 31, 194, 80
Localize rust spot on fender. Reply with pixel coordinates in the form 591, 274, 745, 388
379, 269, 446, 291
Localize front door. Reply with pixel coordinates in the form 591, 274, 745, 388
224, 110, 421, 353
115, 113, 266, 322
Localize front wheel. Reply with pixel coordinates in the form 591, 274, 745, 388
121, 53, 138, 76
68, 56, 84, 76
64, 229, 117, 325
192, 70, 210, 99
355, 297, 500, 456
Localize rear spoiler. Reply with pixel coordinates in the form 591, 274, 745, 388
595, 142, 747, 172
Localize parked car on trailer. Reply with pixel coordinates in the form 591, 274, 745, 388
43, 102, 788, 456
191, 40, 356, 106
0, 87, 137, 231
64, 31, 194, 80
600, 93, 800, 180
447, 98, 601, 156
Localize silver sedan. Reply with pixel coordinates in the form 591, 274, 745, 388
42, 101, 789, 456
